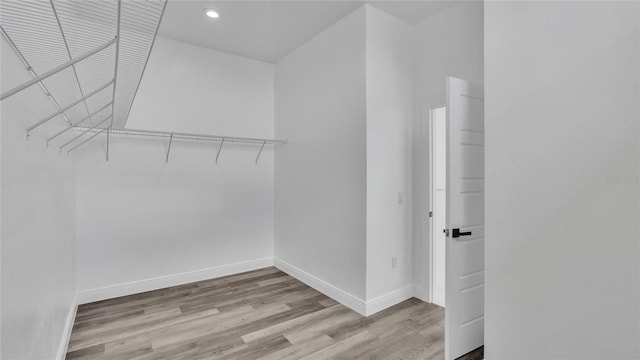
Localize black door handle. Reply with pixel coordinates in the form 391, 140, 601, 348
451, 228, 472, 238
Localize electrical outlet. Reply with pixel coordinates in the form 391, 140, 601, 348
391, 257, 398, 269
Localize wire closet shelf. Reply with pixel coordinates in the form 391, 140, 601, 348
75, 127, 287, 164
0, 0, 286, 162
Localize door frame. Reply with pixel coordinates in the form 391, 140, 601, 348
428, 104, 446, 305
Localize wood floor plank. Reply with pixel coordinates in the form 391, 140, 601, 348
283, 307, 362, 345
240, 303, 347, 344
318, 297, 339, 307
256, 334, 335, 360
68, 307, 222, 352
66, 267, 482, 360
297, 330, 378, 360
149, 305, 266, 349
66, 344, 105, 359
217, 335, 292, 360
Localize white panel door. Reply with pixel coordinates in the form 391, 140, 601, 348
445, 77, 484, 360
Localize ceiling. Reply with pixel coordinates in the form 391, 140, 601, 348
157, 1, 460, 63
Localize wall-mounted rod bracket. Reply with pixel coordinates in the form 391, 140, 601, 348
255, 141, 266, 164
216, 137, 225, 164
59, 116, 111, 152
27, 80, 114, 136
46, 102, 113, 146
1, 37, 117, 101
165, 133, 173, 163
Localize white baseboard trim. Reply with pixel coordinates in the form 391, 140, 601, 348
74, 257, 417, 322
56, 294, 78, 360
76, 257, 274, 305
274, 257, 367, 315
365, 285, 414, 316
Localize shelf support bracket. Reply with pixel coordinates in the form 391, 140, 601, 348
216, 137, 225, 164
67, 126, 109, 156
59, 116, 111, 152
1, 37, 117, 101
166, 133, 173, 163
46, 102, 113, 146
1, 26, 74, 126
27, 80, 114, 136
255, 141, 266, 164
106, 126, 110, 162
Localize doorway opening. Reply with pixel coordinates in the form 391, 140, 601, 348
429, 106, 447, 308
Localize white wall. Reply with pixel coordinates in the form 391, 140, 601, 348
365, 5, 413, 303
127, 37, 273, 137
274, 7, 368, 303
74, 37, 275, 299
275, 5, 418, 315
485, 2, 639, 358
1, 37, 76, 359
411, 1, 484, 300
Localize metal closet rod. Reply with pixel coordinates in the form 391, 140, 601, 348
71, 126, 286, 164
73, 127, 288, 145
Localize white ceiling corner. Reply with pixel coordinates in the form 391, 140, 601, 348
157, 0, 461, 63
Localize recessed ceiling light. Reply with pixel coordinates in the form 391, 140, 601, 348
204, 9, 220, 19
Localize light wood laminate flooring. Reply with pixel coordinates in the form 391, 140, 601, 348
66, 267, 483, 360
